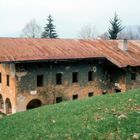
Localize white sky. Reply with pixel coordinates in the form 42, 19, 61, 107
0, 0, 140, 38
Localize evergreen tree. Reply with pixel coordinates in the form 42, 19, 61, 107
108, 13, 124, 39
41, 15, 58, 38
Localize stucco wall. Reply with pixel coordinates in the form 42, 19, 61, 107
15, 60, 127, 112
1, 59, 136, 114
0, 64, 17, 113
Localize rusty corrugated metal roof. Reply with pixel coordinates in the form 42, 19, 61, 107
0, 38, 140, 68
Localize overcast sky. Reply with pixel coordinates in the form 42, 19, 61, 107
0, 0, 140, 38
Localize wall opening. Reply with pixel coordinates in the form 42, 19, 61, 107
131, 73, 136, 80
56, 97, 62, 103
37, 75, 44, 87
0, 94, 4, 111
73, 94, 78, 100
5, 98, 12, 114
88, 71, 94, 81
72, 72, 78, 83
115, 89, 121, 93
88, 92, 94, 97
56, 73, 62, 85
6, 75, 10, 86
26, 99, 42, 110
0, 73, 2, 84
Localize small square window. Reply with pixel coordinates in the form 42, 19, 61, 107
72, 72, 78, 83
88, 92, 93, 97
56, 97, 62, 103
73, 94, 78, 100
88, 71, 94, 81
37, 75, 44, 87
56, 73, 62, 85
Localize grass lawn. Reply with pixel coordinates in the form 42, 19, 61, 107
0, 89, 140, 140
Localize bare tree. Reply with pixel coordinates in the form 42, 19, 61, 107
78, 25, 98, 39
99, 32, 110, 40
21, 19, 41, 38
118, 26, 140, 40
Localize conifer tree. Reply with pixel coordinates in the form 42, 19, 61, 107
42, 15, 58, 38
108, 13, 124, 39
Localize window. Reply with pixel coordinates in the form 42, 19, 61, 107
6, 75, 10, 86
0, 73, 1, 83
73, 94, 78, 100
72, 72, 78, 83
37, 75, 44, 87
115, 89, 121, 93
88, 92, 94, 97
131, 73, 136, 80
88, 71, 94, 81
56, 97, 62, 103
56, 73, 62, 85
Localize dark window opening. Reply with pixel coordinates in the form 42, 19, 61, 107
88, 92, 94, 97
37, 75, 44, 87
56, 73, 62, 85
6, 75, 10, 86
131, 73, 136, 80
0, 73, 1, 83
56, 97, 62, 103
72, 72, 78, 83
88, 71, 94, 81
115, 89, 121, 93
73, 94, 78, 100
103, 69, 110, 80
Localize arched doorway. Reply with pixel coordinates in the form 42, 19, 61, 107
0, 94, 4, 111
5, 98, 12, 114
26, 99, 42, 110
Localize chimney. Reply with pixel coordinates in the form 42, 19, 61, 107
118, 39, 128, 51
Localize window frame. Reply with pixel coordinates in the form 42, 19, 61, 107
0, 73, 2, 84
88, 92, 94, 97
88, 71, 94, 81
56, 96, 62, 103
131, 72, 136, 80
6, 74, 10, 86
37, 75, 44, 87
56, 73, 63, 85
72, 72, 78, 83
73, 94, 78, 100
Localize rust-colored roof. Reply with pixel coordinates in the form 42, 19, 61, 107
0, 38, 140, 68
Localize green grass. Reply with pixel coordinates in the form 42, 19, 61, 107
0, 89, 140, 140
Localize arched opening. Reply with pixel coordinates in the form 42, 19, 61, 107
5, 98, 12, 114
26, 99, 42, 110
0, 94, 4, 112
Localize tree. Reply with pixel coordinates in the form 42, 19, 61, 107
21, 19, 41, 38
118, 26, 140, 40
99, 32, 110, 40
108, 13, 124, 39
78, 25, 98, 39
41, 15, 58, 38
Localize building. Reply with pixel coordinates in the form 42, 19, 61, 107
0, 38, 140, 114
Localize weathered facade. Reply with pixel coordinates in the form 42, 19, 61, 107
0, 38, 140, 114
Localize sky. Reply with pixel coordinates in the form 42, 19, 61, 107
0, 0, 140, 38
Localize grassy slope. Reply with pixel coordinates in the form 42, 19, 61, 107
0, 89, 140, 140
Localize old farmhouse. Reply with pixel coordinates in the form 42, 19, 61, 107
0, 38, 140, 114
